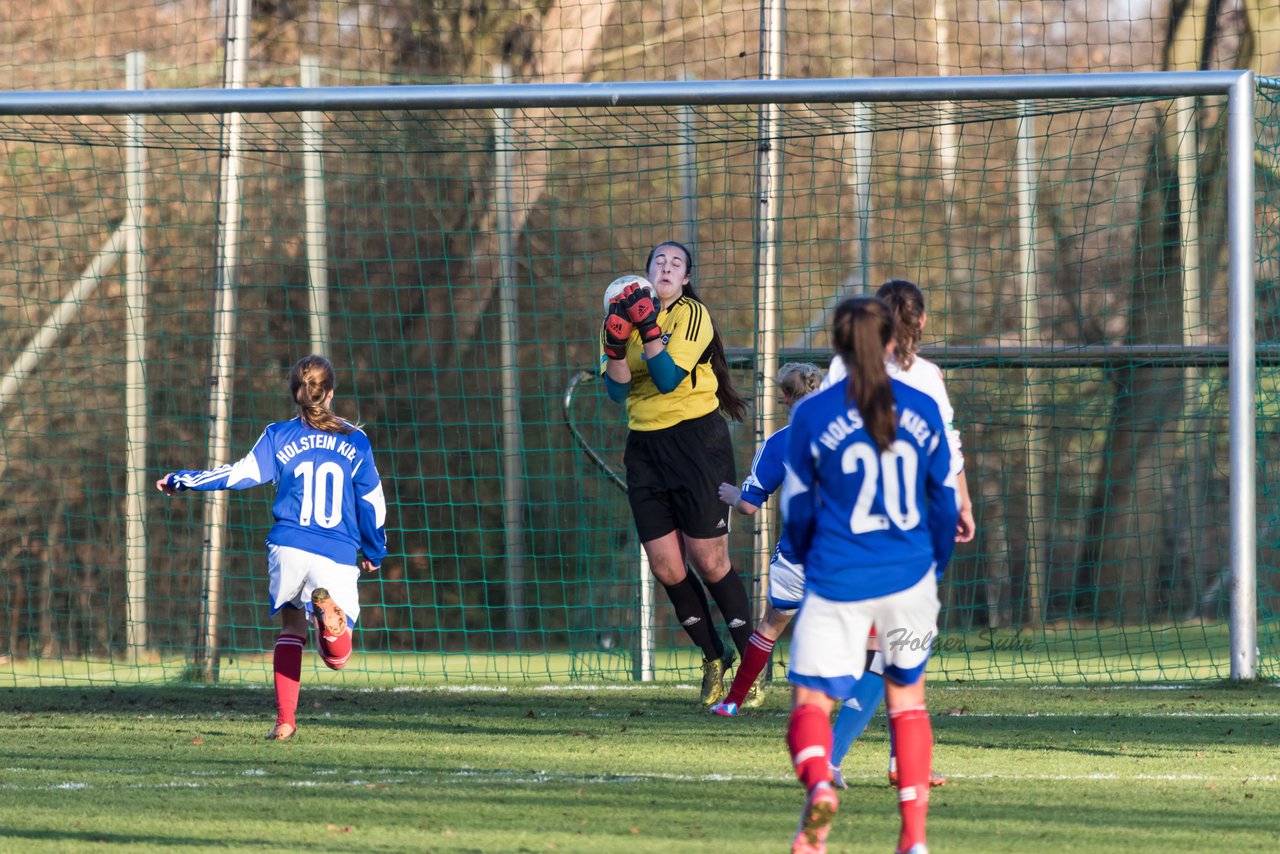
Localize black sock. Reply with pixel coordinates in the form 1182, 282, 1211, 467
688, 569, 713, 632
662, 576, 724, 661
705, 567, 754, 656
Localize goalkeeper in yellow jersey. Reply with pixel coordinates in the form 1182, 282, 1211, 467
599, 240, 754, 709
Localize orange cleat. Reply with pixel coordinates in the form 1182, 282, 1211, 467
310, 587, 348, 639
791, 781, 838, 854
265, 722, 296, 741
888, 767, 947, 787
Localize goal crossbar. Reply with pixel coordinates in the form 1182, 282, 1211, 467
0, 70, 1252, 115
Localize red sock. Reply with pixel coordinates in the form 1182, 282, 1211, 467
316, 623, 353, 671
787, 702, 834, 790
273, 633, 306, 726
889, 705, 932, 851
725, 630, 774, 705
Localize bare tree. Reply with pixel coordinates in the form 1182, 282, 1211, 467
1082, 0, 1264, 623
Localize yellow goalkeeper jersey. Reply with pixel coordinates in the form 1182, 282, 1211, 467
599, 295, 719, 431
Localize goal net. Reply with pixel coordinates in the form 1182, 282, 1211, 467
0, 73, 1270, 686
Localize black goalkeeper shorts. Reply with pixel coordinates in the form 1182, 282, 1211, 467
624, 410, 736, 543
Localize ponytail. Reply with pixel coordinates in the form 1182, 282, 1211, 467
875, 279, 925, 370
289, 354, 353, 435
704, 321, 748, 421
831, 297, 895, 451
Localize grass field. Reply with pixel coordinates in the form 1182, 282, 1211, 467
1, 681, 1277, 853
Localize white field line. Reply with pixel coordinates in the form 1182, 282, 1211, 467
5, 710, 1273, 724
1, 766, 1275, 792
359, 682, 1280, 693
4, 707, 1276, 723
10, 681, 1274, 693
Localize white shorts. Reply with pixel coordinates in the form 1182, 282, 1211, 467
267, 543, 361, 627
788, 571, 939, 699
768, 553, 806, 614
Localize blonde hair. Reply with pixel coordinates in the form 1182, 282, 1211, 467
289, 355, 353, 434
776, 362, 824, 403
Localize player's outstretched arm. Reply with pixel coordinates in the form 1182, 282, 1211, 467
717, 482, 758, 515
159, 430, 276, 494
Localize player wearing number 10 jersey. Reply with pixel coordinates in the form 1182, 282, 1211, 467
157, 355, 387, 741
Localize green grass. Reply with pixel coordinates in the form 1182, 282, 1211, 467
5, 619, 1275, 687
1, 682, 1277, 852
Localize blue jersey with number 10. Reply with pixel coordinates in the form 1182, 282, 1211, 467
782, 379, 958, 602
168, 417, 388, 567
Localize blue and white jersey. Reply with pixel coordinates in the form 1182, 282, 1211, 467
782, 379, 958, 602
168, 417, 388, 566
823, 353, 965, 477
739, 425, 799, 564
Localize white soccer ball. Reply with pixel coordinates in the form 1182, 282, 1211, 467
603, 274, 656, 314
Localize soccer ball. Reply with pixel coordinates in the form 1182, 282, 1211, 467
603, 274, 655, 314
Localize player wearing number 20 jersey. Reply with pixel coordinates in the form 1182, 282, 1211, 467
783, 377, 957, 604
779, 297, 958, 854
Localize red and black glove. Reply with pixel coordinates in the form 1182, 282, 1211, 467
621, 283, 662, 344
602, 300, 633, 360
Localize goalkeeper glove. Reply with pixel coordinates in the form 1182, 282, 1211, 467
621, 283, 662, 344
602, 301, 633, 360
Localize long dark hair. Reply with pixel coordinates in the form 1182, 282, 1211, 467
875, 279, 926, 370
289, 355, 353, 434
644, 241, 748, 422
832, 297, 895, 451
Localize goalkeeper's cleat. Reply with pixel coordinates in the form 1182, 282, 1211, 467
265, 722, 296, 741
310, 588, 347, 639
829, 765, 847, 790
699, 649, 735, 709
741, 677, 767, 710
708, 701, 740, 717
791, 781, 838, 854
